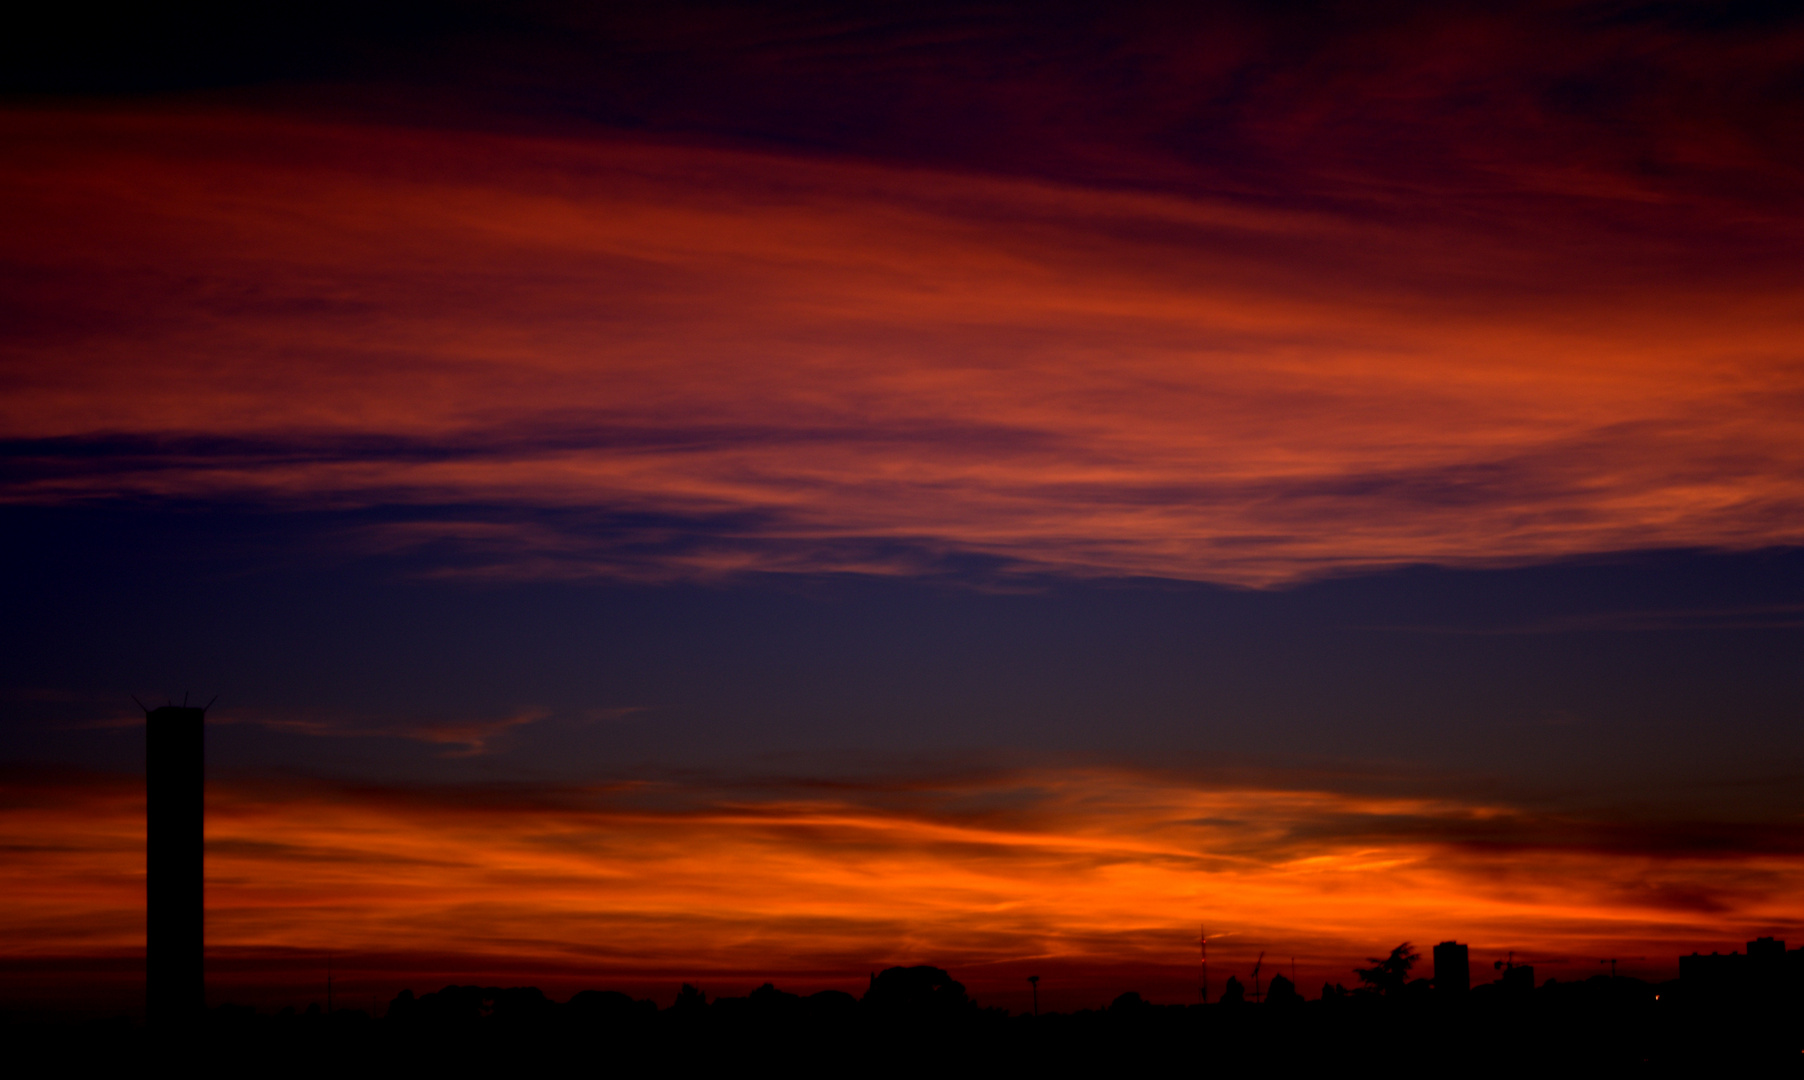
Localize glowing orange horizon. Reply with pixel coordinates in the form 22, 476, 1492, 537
4, 107, 1803, 585
6, 766, 1798, 1011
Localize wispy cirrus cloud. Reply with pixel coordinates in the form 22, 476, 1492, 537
6, 764, 1799, 1008
206, 707, 562, 757
1366, 602, 1804, 636
3, 104, 1803, 585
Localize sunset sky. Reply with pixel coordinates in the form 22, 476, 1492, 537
4, 0, 1803, 1017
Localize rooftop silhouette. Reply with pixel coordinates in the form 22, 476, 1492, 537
14, 939, 1803, 1072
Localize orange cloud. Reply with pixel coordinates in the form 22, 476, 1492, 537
6, 765, 1799, 1013
3, 107, 1803, 585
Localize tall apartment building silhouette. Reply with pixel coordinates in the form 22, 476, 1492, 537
1433, 941, 1469, 994
145, 703, 206, 1031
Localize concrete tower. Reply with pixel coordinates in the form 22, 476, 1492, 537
145, 703, 206, 1030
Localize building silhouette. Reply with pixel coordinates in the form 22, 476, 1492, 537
1746, 936, 1791, 998
1433, 941, 1469, 995
1681, 937, 1804, 1002
145, 703, 206, 1031
1681, 948, 1741, 998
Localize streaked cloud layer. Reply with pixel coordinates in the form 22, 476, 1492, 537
4, 96, 1802, 584
6, 1, 1804, 1015
6, 766, 1800, 1010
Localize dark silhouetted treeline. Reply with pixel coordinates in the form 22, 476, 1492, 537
9, 962, 1802, 1074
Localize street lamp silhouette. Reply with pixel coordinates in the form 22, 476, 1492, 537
1027, 975, 1040, 1016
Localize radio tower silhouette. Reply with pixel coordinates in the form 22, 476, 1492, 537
1200, 925, 1208, 1004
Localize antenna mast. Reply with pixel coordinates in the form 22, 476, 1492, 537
1200, 925, 1208, 1004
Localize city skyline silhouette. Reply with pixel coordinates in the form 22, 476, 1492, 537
4, 1, 1803, 1065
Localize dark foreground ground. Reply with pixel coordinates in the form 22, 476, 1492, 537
10, 968, 1803, 1076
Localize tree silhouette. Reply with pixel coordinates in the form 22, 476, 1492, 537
1355, 943, 1418, 997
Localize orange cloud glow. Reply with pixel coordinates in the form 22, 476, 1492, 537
4, 107, 1804, 584
7, 767, 1799, 1013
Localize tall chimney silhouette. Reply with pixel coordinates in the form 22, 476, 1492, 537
145, 702, 206, 1030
